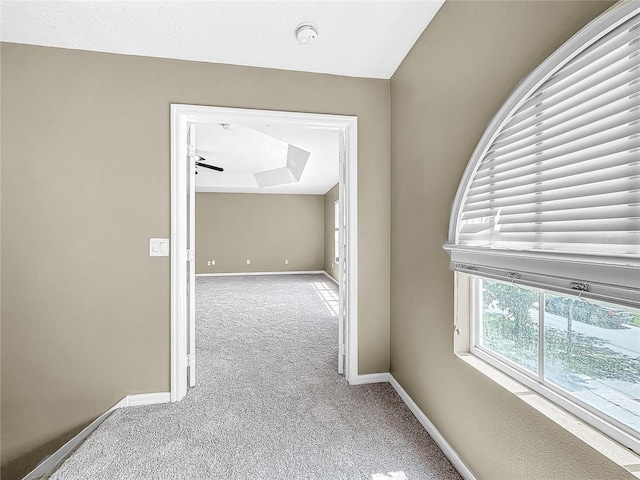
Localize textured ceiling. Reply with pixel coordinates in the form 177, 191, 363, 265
0, 0, 445, 79
195, 122, 339, 195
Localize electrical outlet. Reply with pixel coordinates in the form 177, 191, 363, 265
207, 261, 211, 266
284, 259, 289, 265
211, 260, 215, 266
246, 259, 251, 265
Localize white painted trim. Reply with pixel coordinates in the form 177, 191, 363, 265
170, 104, 189, 402
196, 270, 325, 277
323, 271, 339, 285
389, 375, 477, 480
125, 392, 171, 407
353, 373, 390, 384
171, 105, 359, 398
22, 392, 170, 480
343, 118, 358, 385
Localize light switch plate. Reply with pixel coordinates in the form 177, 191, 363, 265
149, 238, 169, 257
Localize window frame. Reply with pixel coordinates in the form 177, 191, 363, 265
469, 275, 640, 454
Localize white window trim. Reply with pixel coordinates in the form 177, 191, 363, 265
454, 273, 640, 476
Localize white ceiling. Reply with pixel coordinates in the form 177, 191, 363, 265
195, 122, 339, 195
0, 0, 445, 79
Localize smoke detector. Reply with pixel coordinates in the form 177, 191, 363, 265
295, 22, 319, 45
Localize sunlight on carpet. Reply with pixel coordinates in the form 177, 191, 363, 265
372, 471, 408, 480
312, 279, 339, 317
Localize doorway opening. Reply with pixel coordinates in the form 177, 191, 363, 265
170, 105, 358, 402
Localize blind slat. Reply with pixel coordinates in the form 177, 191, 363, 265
478, 116, 638, 181
461, 218, 640, 234
492, 93, 635, 154
475, 135, 640, 181
462, 190, 640, 219
458, 231, 640, 247
463, 176, 640, 211
497, 68, 637, 143
537, 18, 639, 94
471, 204, 639, 225
481, 116, 637, 171
489, 100, 637, 160
468, 162, 640, 201
515, 43, 637, 117
470, 150, 637, 194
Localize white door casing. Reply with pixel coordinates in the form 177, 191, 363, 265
170, 111, 188, 401
170, 105, 359, 402
337, 131, 347, 375
186, 124, 197, 388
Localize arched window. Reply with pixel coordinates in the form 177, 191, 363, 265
445, 2, 640, 453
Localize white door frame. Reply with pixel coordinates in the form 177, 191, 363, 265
170, 104, 359, 402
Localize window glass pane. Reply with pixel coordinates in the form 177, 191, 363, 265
479, 279, 539, 374
544, 294, 640, 435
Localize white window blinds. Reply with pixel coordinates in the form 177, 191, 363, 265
445, 2, 640, 308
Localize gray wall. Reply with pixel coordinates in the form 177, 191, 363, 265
389, 1, 630, 479
324, 184, 339, 281
1, 43, 390, 479
195, 193, 324, 274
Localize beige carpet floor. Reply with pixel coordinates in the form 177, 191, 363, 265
51, 274, 462, 480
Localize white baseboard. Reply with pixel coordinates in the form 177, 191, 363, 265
23, 392, 170, 480
352, 372, 390, 384
125, 392, 171, 407
196, 270, 325, 277
389, 375, 476, 480
323, 271, 339, 284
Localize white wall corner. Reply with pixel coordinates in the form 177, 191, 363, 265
389, 375, 477, 480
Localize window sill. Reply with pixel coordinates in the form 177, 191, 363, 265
456, 352, 640, 478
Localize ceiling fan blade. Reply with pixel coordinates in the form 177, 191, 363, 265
196, 161, 224, 172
